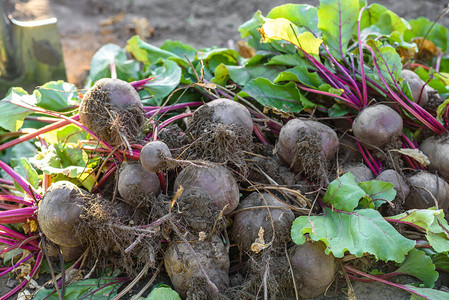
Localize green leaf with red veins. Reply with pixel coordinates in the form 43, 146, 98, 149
394, 248, 438, 288
291, 207, 415, 262
323, 172, 368, 211
386, 209, 449, 253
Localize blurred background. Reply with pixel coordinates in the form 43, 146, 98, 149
2, 0, 449, 89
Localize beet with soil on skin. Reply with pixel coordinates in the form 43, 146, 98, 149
140, 140, 173, 173
231, 192, 295, 253
405, 171, 449, 211
352, 104, 403, 148
173, 164, 240, 215
375, 169, 410, 201
37, 181, 87, 248
164, 234, 230, 299
79, 78, 145, 145
341, 163, 375, 183
275, 118, 339, 183
420, 135, 449, 182
117, 161, 160, 206
289, 240, 337, 299
186, 98, 254, 171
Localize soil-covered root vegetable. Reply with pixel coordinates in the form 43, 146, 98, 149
140, 140, 173, 172
275, 118, 339, 183
79, 78, 145, 145
375, 169, 410, 200
186, 98, 254, 171
352, 104, 403, 148
420, 135, 449, 181
174, 164, 240, 215
290, 240, 336, 299
401, 69, 429, 106
164, 234, 230, 299
118, 161, 160, 206
341, 163, 374, 183
37, 181, 88, 248
231, 192, 294, 253
405, 171, 449, 211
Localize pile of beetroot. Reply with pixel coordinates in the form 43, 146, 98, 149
2, 1, 449, 299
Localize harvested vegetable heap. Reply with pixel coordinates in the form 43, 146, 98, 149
2, 1, 449, 299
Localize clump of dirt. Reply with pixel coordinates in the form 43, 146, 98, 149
75, 195, 158, 276
185, 105, 254, 175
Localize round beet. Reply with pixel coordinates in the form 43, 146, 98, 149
341, 163, 375, 183
231, 192, 295, 253
420, 135, 449, 181
79, 78, 144, 145
140, 140, 173, 173
37, 181, 87, 247
164, 234, 230, 299
352, 104, 403, 148
173, 165, 239, 215
118, 161, 160, 206
405, 171, 449, 211
275, 118, 338, 182
197, 98, 253, 131
290, 241, 336, 299
376, 169, 410, 200
401, 69, 428, 106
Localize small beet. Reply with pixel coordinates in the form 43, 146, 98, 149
341, 163, 375, 183
352, 104, 403, 148
118, 161, 160, 206
420, 135, 449, 182
79, 78, 144, 145
401, 69, 429, 106
140, 140, 173, 173
376, 169, 410, 200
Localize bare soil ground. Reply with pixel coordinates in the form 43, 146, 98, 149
5, 0, 449, 87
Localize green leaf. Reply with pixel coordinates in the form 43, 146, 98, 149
324, 173, 367, 211
405, 17, 449, 52
267, 4, 320, 34
126, 36, 186, 66
387, 209, 449, 253
274, 66, 325, 87
436, 99, 449, 122
368, 40, 402, 85
328, 103, 353, 117
31, 144, 95, 191
33, 277, 123, 300
198, 48, 241, 71
317, 0, 359, 59
142, 60, 182, 105
42, 124, 89, 145
85, 43, 140, 86
160, 40, 196, 62
291, 207, 415, 262
238, 78, 315, 113
358, 180, 396, 209
14, 158, 39, 191
36, 81, 79, 111
227, 65, 282, 86
266, 54, 310, 67
360, 4, 410, 35
408, 285, 449, 300
9, 141, 37, 167
0, 88, 37, 132
138, 284, 181, 300
211, 63, 230, 86
395, 249, 438, 288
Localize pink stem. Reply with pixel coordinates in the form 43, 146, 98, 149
0, 160, 37, 199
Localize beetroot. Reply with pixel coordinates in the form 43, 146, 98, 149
405, 171, 449, 211
420, 135, 449, 181
117, 161, 160, 206
79, 78, 144, 145
231, 192, 295, 253
140, 140, 173, 173
290, 241, 336, 299
376, 169, 410, 200
352, 104, 403, 148
173, 165, 240, 215
275, 118, 338, 182
401, 69, 429, 106
37, 181, 87, 248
